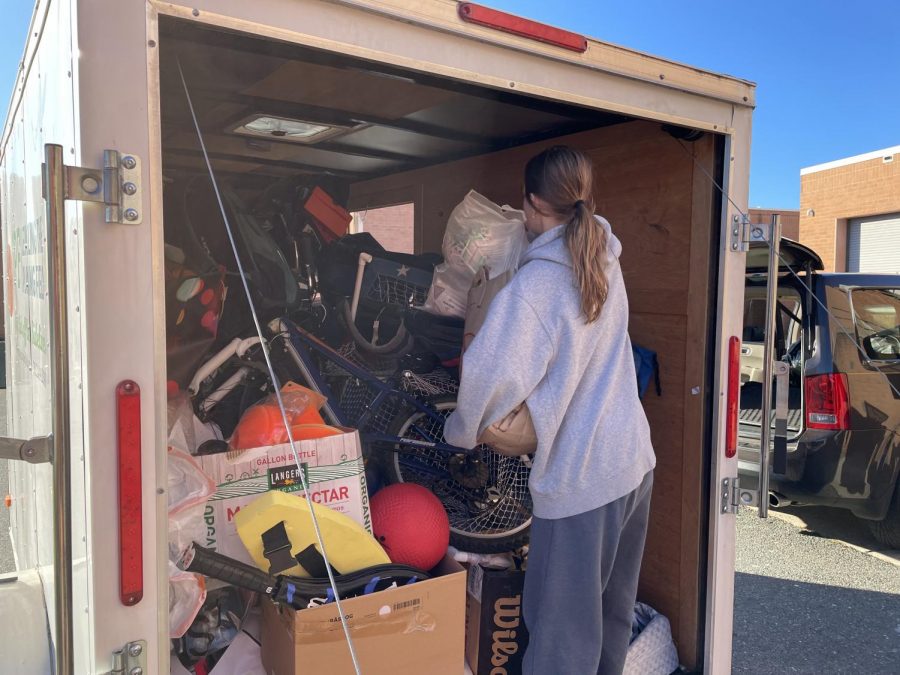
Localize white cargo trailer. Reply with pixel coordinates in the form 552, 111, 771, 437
0, 1, 756, 672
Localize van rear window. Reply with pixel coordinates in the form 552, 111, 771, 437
851, 288, 900, 361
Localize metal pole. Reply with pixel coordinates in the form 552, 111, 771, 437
44, 143, 74, 675
758, 214, 782, 518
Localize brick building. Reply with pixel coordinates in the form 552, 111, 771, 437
351, 202, 415, 253
799, 145, 900, 272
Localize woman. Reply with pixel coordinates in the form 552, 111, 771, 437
444, 146, 656, 674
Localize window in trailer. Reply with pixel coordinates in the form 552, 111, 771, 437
157, 17, 723, 670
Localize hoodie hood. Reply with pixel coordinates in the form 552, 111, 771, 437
521, 215, 623, 268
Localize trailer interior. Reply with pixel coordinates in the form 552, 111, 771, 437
157, 17, 724, 668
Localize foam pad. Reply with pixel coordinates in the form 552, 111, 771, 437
234, 490, 388, 577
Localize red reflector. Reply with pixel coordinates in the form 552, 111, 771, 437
458, 3, 588, 53
805, 373, 850, 430
117, 380, 143, 606
725, 336, 741, 458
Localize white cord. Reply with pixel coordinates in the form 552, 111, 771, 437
176, 58, 363, 675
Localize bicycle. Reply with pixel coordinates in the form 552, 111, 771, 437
269, 316, 533, 553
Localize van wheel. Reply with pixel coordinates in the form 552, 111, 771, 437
868, 480, 900, 549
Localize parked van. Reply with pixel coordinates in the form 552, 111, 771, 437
739, 239, 900, 547
1, 1, 757, 672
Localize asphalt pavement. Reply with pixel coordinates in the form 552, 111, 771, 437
733, 507, 900, 674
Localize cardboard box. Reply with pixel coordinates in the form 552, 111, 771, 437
262, 556, 467, 675
465, 565, 529, 675
198, 430, 372, 566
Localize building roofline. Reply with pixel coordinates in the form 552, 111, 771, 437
749, 207, 800, 213
801, 145, 900, 175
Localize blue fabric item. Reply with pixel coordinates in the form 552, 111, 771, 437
632, 343, 661, 399
285, 583, 295, 606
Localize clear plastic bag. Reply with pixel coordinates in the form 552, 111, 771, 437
168, 392, 222, 455
424, 190, 528, 317
168, 447, 217, 514
168, 447, 216, 561
169, 561, 207, 639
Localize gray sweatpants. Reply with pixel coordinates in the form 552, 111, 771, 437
522, 470, 653, 675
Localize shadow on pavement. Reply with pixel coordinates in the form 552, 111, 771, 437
732, 572, 900, 674
775, 504, 894, 552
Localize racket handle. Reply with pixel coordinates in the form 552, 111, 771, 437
185, 544, 275, 597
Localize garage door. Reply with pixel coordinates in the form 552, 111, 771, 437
847, 213, 900, 273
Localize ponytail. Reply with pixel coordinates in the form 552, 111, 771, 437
524, 146, 609, 323
566, 199, 608, 323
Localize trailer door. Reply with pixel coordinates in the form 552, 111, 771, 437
1, 0, 93, 672
703, 110, 755, 674
2, 1, 165, 673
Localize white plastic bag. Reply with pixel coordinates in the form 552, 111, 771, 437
167, 392, 222, 455
424, 190, 528, 317
623, 602, 680, 675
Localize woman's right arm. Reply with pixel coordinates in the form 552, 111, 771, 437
443, 289, 554, 449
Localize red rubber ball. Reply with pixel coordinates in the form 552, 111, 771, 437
370, 483, 450, 570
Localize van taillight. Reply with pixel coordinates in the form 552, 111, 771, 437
805, 373, 850, 430
725, 336, 740, 458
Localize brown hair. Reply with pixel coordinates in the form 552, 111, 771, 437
524, 146, 608, 322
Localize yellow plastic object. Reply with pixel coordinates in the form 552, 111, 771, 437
234, 490, 389, 577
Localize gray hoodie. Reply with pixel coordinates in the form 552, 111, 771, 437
443, 217, 655, 519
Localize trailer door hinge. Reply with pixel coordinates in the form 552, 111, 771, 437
722, 476, 758, 514
108, 640, 147, 675
729, 213, 771, 252
0, 435, 52, 464
44, 150, 142, 224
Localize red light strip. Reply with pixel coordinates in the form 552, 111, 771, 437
117, 380, 143, 606
725, 337, 740, 459
458, 3, 588, 53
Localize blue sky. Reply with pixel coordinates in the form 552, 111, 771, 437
2, 1, 898, 208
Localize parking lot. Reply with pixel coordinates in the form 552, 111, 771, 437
734, 507, 900, 674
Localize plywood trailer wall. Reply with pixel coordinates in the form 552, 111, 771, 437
350, 120, 720, 668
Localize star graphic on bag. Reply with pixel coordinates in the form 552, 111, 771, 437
397, 265, 410, 277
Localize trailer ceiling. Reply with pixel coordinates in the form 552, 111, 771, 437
158, 18, 630, 185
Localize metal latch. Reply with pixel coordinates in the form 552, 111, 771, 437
45, 150, 142, 224
722, 476, 758, 514
109, 640, 147, 675
729, 213, 773, 252
0, 435, 52, 464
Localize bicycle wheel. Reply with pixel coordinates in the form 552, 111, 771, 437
380, 396, 532, 553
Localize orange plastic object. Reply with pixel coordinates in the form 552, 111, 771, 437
230, 405, 286, 450
230, 382, 330, 450
304, 186, 351, 239
4, 495, 11, 508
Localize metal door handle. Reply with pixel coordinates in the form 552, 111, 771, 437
42, 143, 75, 675
758, 215, 782, 518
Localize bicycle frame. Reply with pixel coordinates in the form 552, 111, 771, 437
275, 318, 473, 460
